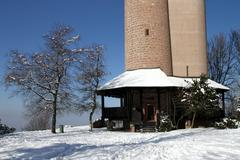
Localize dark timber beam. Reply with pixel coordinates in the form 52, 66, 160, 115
101, 96, 105, 121
121, 97, 124, 108
222, 92, 225, 117
140, 89, 143, 121
157, 89, 160, 111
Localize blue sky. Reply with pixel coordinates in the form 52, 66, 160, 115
0, 0, 240, 130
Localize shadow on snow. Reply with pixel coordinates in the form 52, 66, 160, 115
11, 129, 208, 159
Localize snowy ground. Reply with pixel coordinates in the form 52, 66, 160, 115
0, 126, 240, 160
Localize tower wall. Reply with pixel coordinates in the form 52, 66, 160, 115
168, 0, 208, 77
125, 0, 173, 75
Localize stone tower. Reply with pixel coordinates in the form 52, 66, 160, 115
125, 0, 173, 76
125, 0, 208, 77
168, 0, 208, 77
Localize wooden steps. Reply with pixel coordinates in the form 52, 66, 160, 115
138, 122, 158, 132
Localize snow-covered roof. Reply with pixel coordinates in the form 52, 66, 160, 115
98, 68, 229, 91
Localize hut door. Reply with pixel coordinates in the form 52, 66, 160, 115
142, 90, 157, 122
143, 103, 156, 122
145, 104, 155, 121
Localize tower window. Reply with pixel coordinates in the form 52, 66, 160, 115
145, 29, 149, 36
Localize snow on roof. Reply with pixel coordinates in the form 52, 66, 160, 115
99, 68, 229, 91
168, 77, 229, 91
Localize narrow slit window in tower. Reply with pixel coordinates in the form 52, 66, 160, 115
145, 29, 149, 36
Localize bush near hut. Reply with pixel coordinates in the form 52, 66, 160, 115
93, 119, 106, 128
215, 118, 239, 129
0, 119, 15, 135
158, 112, 174, 132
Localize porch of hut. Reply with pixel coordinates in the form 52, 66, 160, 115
97, 69, 229, 132
98, 87, 174, 132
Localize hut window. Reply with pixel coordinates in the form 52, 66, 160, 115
145, 29, 149, 36
105, 97, 121, 108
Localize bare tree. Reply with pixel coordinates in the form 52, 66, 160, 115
232, 30, 240, 82
230, 30, 240, 114
5, 25, 83, 133
76, 45, 107, 131
232, 30, 240, 63
208, 33, 237, 87
207, 32, 240, 115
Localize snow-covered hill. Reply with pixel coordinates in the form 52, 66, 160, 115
0, 126, 240, 160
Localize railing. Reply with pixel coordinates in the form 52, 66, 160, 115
103, 107, 127, 119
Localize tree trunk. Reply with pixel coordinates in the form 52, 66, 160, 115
51, 94, 57, 133
89, 110, 94, 131
89, 106, 96, 131
191, 112, 196, 128
172, 98, 176, 126
89, 95, 96, 131
176, 112, 188, 129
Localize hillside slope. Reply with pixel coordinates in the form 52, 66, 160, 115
0, 126, 240, 160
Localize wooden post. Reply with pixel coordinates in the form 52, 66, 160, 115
128, 90, 132, 122
166, 91, 169, 115
157, 89, 160, 128
121, 97, 124, 108
140, 89, 143, 122
157, 89, 160, 111
101, 95, 105, 121
222, 92, 225, 117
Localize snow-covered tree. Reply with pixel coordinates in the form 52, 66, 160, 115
5, 25, 83, 133
76, 45, 107, 131
180, 75, 220, 128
